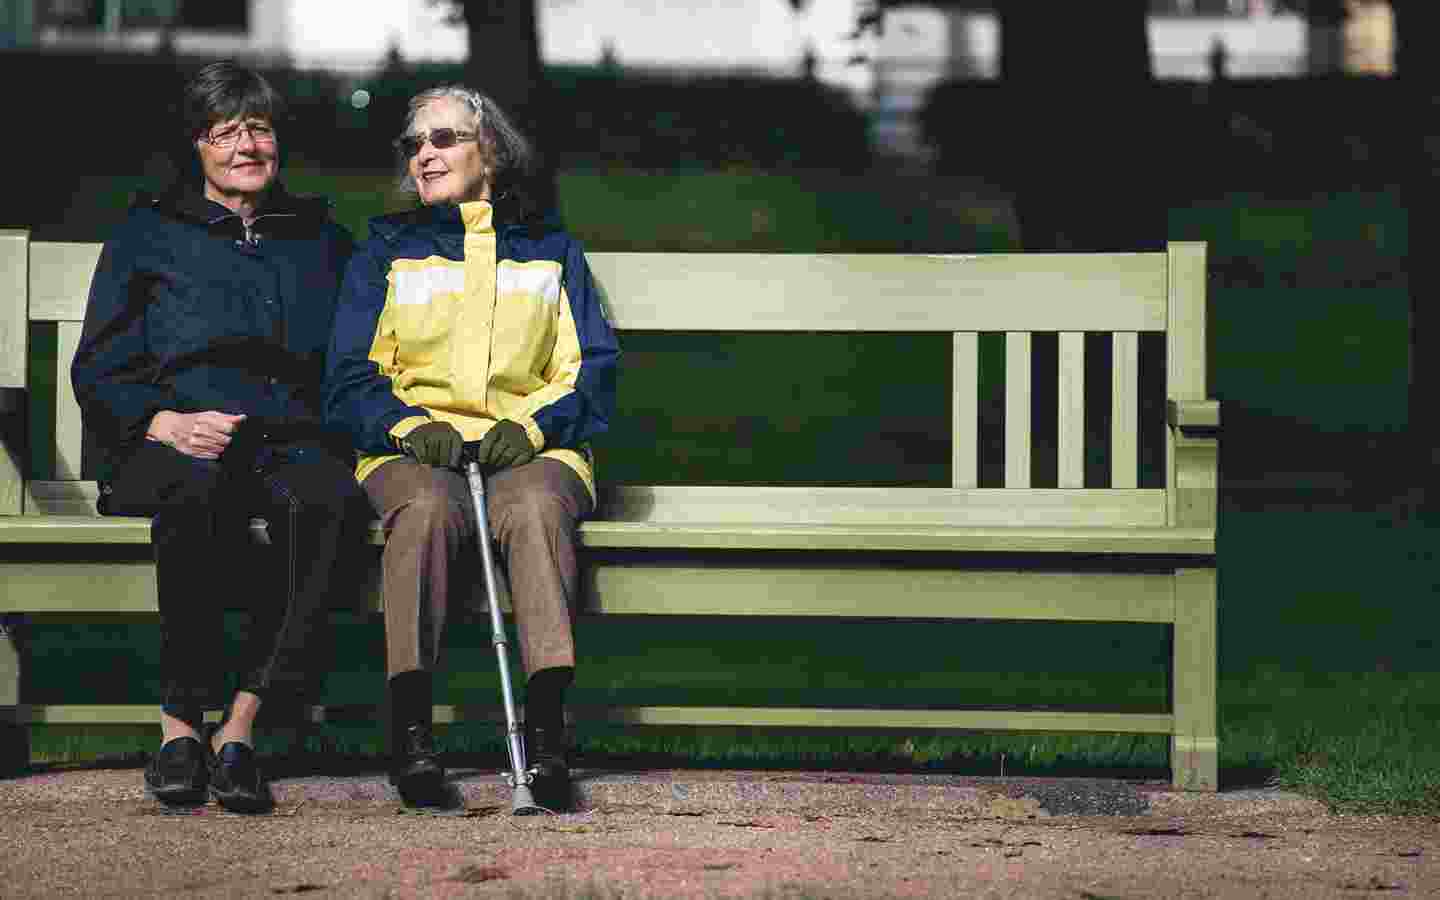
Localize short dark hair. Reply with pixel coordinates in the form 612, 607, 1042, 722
181, 60, 284, 140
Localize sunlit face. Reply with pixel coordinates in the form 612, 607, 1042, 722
196, 116, 279, 206
406, 97, 490, 206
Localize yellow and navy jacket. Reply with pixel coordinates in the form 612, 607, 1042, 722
322, 200, 619, 499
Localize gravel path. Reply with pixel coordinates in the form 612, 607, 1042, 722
2, 766, 1435, 898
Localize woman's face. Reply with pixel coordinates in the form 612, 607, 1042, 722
196, 116, 279, 203
407, 98, 490, 207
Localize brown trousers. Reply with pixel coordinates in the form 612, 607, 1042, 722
362, 457, 592, 679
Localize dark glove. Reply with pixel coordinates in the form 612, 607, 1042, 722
400, 420, 464, 468
471, 420, 536, 472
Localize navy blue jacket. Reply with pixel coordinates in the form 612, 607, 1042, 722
71, 184, 355, 479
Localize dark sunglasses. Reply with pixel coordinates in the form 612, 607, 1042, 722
394, 127, 478, 159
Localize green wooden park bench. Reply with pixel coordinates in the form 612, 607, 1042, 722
0, 229, 1221, 790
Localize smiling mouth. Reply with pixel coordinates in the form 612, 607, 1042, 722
421, 171, 448, 182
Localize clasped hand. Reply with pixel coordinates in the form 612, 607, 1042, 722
146, 410, 247, 460
401, 420, 535, 472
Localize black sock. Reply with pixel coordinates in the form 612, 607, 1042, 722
525, 666, 573, 738
388, 670, 433, 733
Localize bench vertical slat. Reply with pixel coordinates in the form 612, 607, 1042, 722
0, 231, 26, 390
54, 322, 84, 483
0, 400, 20, 518
0, 231, 29, 517
0, 616, 19, 708
1004, 332, 1031, 488
951, 332, 978, 489
1111, 331, 1139, 489
1166, 242, 1207, 525
1171, 567, 1218, 791
1057, 332, 1085, 488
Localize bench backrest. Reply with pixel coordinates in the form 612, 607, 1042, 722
0, 230, 1210, 529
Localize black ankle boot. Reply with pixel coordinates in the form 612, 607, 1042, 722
389, 722, 444, 789
387, 672, 443, 796
524, 667, 574, 811
524, 721, 571, 812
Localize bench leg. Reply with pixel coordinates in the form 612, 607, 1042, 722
1171, 568, 1218, 791
0, 614, 29, 773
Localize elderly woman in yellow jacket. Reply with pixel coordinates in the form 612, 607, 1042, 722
324, 85, 619, 810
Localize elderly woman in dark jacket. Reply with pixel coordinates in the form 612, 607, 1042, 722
70, 61, 371, 813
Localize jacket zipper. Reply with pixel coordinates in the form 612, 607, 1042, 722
209, 211, 298, 247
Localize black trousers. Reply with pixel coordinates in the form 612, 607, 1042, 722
102, 438, 371, 715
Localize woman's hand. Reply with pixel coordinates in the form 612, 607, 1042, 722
471, 420, 536, 473
146, 410, 248, 460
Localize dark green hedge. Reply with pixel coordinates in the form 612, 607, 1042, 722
0, 51, 869, 179
917, 76, 1410, 198
338, 62, 872, 172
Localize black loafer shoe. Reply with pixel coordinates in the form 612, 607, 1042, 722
144, 736, 207, 805
524, 724, 573, 812
527, 754, 573, 813
208, 740, 272, 814
390, 723, 447, 805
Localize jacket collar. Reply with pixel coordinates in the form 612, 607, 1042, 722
368, 201, 561, 246
138, 181, 331, 228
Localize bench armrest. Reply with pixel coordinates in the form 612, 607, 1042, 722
1167, 399, 1220, 436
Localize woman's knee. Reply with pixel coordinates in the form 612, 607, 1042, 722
391, 476, 471, 536
492, 483, 577, 541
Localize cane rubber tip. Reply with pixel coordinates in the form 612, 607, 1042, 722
511, 785, 546, 815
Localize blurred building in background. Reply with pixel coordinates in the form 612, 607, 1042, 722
871, 0, 1394, 161
0, 0, 463, 69
0, 0, 1397, 163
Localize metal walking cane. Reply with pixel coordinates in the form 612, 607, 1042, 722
464, 458, 545, 815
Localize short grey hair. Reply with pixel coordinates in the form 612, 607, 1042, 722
394, 84, 534, 198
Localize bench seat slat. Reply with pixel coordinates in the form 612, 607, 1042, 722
26, 482, 1174, 526
597, 485, 1170, 527
2, 550, 1198, 621
0, 514, 1213, 556
582, 522, 1213, 555
0, 703, 1175, 735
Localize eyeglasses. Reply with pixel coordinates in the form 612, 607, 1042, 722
202, 121, 277, 148
394, 127, 477, 159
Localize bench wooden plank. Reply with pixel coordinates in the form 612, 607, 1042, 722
0, 391, 21, 517
589, 564, 1178, 621
1167, 242, 1208, 528
0, 231, 26, 389
53, 322, 84, 482
1112, 332, 1139, 489
585, 252, 1169, 332
1166, 243, 1207, 403
562, 706, 1177, 734
1058, 332, 1085, 488
28, 250, 1173, 332
1171, 568, 1218, 790
0, 702, 1175, 735
0, 517, 1216, 556
599, 485, 1172, 528
1005, 332, 1031, 488
0, 561, 157, 611
580, 523, 1214, 555
0, 230, 26, 515
0, 553, 1204, 621
21, 482, 1181, 528
1168, 399, 1220, 432
951, 332, 978, 489
27, 242, 102, 323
